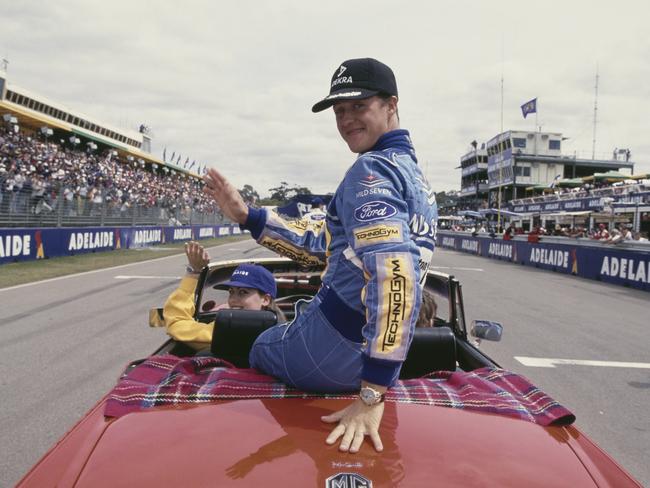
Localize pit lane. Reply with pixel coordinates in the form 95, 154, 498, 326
0, 239, 647, 487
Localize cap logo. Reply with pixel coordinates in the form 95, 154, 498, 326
331, 76, 353, 88
337, 65, 347, 76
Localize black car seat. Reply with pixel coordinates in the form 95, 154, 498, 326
210, 310, 278, 367
210, 309, 457, 377
399, 326, 457, 379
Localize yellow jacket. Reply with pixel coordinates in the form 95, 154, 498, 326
163, 276, 214, 350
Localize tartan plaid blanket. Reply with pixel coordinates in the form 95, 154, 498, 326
104, 355, 575, 426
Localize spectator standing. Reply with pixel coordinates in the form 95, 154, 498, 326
303, 197, 327, 224
620, 225, 633, 241
0, 165, 6, 211
528, 225, 542, 243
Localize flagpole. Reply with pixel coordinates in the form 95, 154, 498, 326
497, 50, 504, 233
592, 65, 599, 160
534, 98, 539, 156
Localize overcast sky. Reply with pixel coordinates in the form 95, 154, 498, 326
2, 0, 649, 197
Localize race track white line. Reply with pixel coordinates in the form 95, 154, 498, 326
0, 239, 252, 292
515, 356, 650, 369
115, 275, 181, 280
430, 266, 484, 272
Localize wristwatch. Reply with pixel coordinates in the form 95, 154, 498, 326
185, 265, 200, 275
359, 386, 385, 406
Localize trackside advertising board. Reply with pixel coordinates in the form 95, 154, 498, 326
509, 191, 650, 213
436, 232, 650, 291
0, 224, 243, 265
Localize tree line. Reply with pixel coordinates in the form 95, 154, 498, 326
238, 181, 313, 207
239, 182, 452, 208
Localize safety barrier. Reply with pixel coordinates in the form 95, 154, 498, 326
0, 224, 245, 265
436, 231, 650, 292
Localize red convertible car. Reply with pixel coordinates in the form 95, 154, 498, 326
17, 258, 642, 487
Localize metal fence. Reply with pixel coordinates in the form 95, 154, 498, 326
0, 186, 225, 228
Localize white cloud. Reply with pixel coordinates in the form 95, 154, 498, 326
2, 0, 648, 196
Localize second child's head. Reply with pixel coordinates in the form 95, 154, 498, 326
215, 264, 277, 311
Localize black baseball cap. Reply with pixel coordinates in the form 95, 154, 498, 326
311, 58, 398, 113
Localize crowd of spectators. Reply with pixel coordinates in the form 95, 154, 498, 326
0, 125, 220, 222
510, 179, 650, 206
587, 223, 648, 243
445, 220, 649, 244
437, 173, 650, 243
518, 223, 648, 243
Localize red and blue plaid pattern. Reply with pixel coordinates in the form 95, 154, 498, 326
104, 355, 575, 426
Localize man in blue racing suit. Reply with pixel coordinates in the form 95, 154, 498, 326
204, 58, 438, 454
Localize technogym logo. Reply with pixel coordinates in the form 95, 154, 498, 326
382, 258, 407, 352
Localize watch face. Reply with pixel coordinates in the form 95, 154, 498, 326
360, 387, 378, 404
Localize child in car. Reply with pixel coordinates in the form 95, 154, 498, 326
163, 241, 282, 350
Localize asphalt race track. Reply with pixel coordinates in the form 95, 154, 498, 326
1, 238, 648, 487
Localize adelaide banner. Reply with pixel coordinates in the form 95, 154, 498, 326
436, 231, 650, 291
0, 224, 242, 265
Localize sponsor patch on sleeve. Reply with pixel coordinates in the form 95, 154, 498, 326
353, 222, 403, 248
259, 236, 324, 267
282, 217, 310, 235
375, 253, 415, 357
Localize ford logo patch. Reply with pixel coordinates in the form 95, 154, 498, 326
354, 201, 397, 222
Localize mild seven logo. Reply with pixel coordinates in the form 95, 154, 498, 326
354, 201, 397, 222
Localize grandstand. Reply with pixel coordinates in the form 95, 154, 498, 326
458, 144, 488, 211
0, 71, 221, 228
449, 130, 650, 235
458, 130, 635, 205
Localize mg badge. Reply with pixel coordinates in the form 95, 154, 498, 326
326, 472, 372, 488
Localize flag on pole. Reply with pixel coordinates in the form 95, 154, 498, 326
170, 151, 176, 162
176, 154, 181, 165
189, 160, 196, 170
521, 98, 537, 118
184, 157, 189, 168
548, 174, 562, 189
163, 147, 167, 162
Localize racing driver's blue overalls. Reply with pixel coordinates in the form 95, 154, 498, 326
242, 129, 438, 392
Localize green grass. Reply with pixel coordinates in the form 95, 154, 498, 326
0, 235, 250, 288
